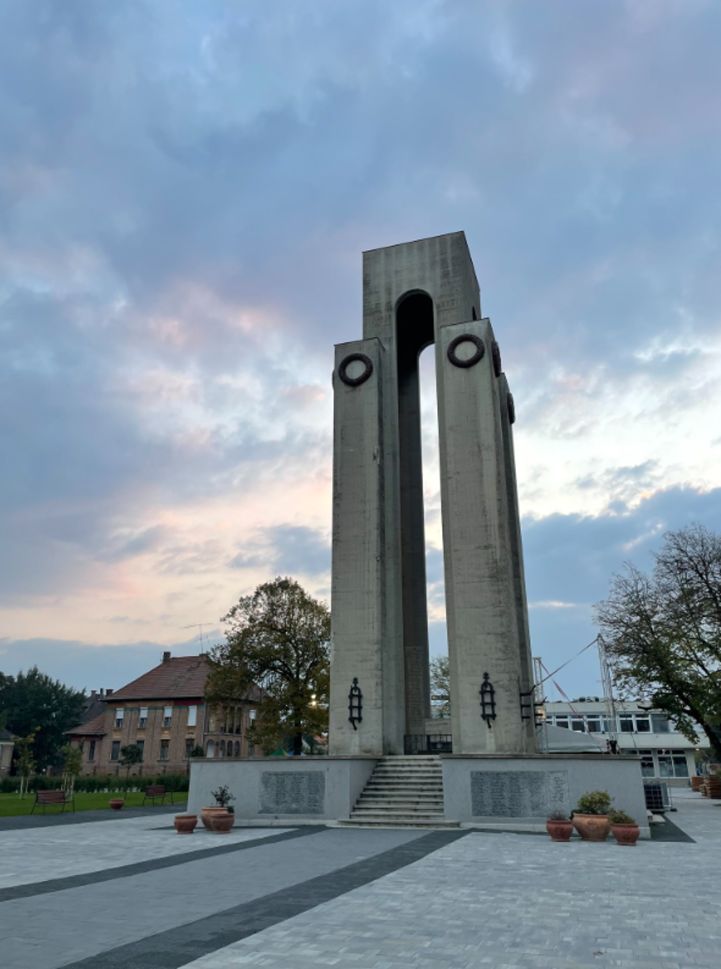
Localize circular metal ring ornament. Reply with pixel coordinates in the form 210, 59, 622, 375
338, 352, 374, 387
447, 334, 485, 369
507, 392, 516, 424
491, 340, 502, 377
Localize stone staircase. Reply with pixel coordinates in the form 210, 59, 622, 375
339, 755, 458, 828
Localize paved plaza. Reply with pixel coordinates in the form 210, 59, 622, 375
0, 791, 718, 969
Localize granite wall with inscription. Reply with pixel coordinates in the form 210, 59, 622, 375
442, 755, 649, 837
188, 757, 376, 820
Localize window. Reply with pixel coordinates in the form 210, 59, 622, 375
88, 740, 96, 762
635, 715, 651, 733
115, 708, 125, 729
234, 740, 240, 757
138, 707, 148, 728
187, 705, 197, 728
586, 716, 602, 733
657, 752, 673, 777
111, 740, 121, 761
135, 740, 144, 761
185, 738, 194, 758
163, 705, 172, 728
651, 714, 671, 734
619, 715, 634, 733
159, 739, 169, 761
672, 754, 689, 777
571, 718, 585, 733
219, 739, 226, 757
639, 751, 655, 777
555, 716, 569, 730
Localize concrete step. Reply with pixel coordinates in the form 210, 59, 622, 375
338, 818, 460, 829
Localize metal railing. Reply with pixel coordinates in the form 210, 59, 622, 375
404, 734, 453, 754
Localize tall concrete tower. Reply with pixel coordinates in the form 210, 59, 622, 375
328, 232, 536, 756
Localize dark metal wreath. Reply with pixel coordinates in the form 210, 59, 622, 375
447, 333, 485, 369
338, 353, 373, 387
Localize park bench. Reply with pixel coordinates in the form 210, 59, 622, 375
142, 784, 172, 806
31, 789, 75, 814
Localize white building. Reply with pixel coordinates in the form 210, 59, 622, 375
541, 699, 708, 785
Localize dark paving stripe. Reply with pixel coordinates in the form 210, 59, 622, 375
0, 826, 323, 902
649, 815, 695, 842
61, 829, 469, 969
0, 803, 184, 831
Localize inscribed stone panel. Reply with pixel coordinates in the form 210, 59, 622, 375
470, 770, 568, 817
259, 771, 325, 815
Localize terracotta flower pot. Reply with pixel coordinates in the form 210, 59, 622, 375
546, 819, 573, 842
690, 776, 704, 792
200, 807, 228, 830
174, 814, 198, 835
706, 780, 721, 798
611, 823, 640, 846
109, 798, 124, 811
572, 814, 610, 842
207, 810, 234, 833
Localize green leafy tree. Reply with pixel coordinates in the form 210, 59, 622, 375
15, 731, 37, 798
595, 525, 721, 760
61, 743, 83, 794
208, 577, 330, 756
430, 655, 450, 719
0, 667, 86, 770
119, 744, 144, 778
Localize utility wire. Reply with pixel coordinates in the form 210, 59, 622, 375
533, 635, 599, 690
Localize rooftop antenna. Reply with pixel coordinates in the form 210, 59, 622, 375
182, 622, 215, 653
598, 636, 619, 754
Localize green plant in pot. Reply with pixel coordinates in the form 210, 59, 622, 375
546, 809, 573, 842
608, 809, 640, 846
572, 790, 612, 842
201, 784, 236, 832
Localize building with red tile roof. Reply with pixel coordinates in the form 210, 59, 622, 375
66, 652, 262, 775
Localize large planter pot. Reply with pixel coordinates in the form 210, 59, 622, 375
546, 819, 574, 842
705, 780, 721, 798
200, 807, 228, 830
206, 810, 234, 834
572, 814, 610, 842
611, 823, 640, 846
690, 776, 704, 792
109, 798, 125, 811
174, 814, 198, 835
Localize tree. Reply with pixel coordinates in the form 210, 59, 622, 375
208, 577, 330, 756
430, 655, 450, 719
595, 525, 721, 761
0, 667, 86, 770
119, 744, 144, 778
15, 731, 37, 798
61, 743, 83, 794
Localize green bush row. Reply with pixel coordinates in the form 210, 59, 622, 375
0, 773, 190, 794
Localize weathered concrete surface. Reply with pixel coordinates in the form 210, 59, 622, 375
329, 232, 535, 756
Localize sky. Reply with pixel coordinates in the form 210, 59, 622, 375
2, 0, 721, 701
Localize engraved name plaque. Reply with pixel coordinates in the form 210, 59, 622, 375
259, 771, 325, 815
470, 770, 569, 817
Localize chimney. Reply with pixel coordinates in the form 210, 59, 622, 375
106, 688, 113, 696
162, 651, 171, 663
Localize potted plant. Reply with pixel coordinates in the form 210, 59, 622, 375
609, 809, 640, 846
572, 790, 612, 842
546, 810, 573, 842
174, 813, 198, 834
201, 784, 236, 832
109, 797, 125, 811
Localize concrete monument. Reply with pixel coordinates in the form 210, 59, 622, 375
328, 232, 536, 757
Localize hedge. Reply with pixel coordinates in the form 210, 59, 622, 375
0, 773, 190, 794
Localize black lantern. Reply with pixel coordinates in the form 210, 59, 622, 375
480, 672, 496, 727
348, 678, 363, 730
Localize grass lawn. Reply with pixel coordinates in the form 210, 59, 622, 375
0, 790, 187, 817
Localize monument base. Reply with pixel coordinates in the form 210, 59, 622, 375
187, 756, 376, 822
441, 753, 650, 838
188, 752, 649, 838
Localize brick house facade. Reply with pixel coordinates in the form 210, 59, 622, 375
66, 652, 262, 776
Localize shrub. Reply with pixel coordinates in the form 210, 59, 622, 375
575, 790, 612, 815
609, 809, 636, 825
547, 809, 569, 821
211, 784, 235, 808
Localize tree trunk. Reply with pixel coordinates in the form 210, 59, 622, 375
292, 723, 303, 756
